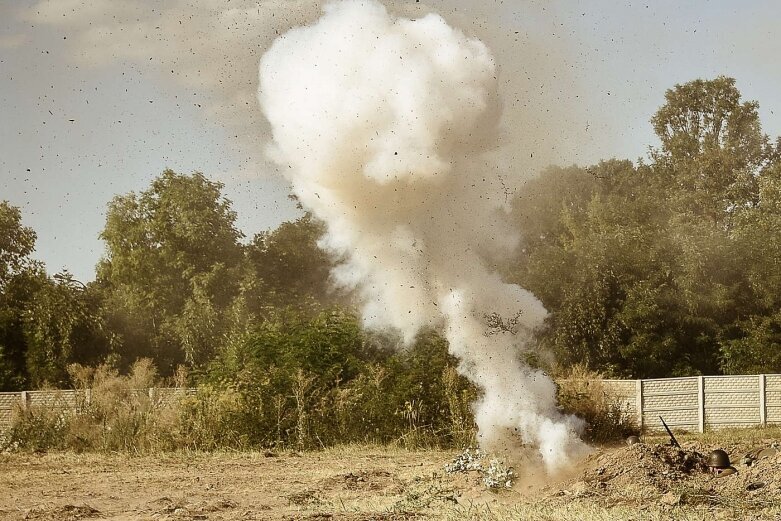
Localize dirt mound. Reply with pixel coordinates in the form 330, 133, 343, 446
558, 440, 781, 509
579, 442, 709, 491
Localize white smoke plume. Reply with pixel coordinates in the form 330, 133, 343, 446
258, 0, 589, 473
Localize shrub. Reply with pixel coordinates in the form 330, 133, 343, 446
4, 309, 565, 453
3, 403, 70, 452
204, 309, 478, 450
556, 364, 638, 443
3, 359, 187, 453
176, 385, 248, 450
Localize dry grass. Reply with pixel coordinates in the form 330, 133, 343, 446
556, 365, 639, 443
2, 428, 781, 521
2, 362, 780, 520
643, 425, 781, 446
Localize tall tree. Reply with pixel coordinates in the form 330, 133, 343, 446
98, 170, 244, 371
651, 76, 770, 224
245, 212, 334, 311
0, 201, 37, 289
721, 159, 781, 373
512, 78, 778, 377
0, 201, 43, 390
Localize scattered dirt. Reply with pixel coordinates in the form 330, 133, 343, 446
320, 470, 401, 492
0, 449, 453, 521
21, 504, 100, 521
1, 439, 781, 520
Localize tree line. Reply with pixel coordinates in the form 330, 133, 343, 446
511, 77, 781, 378
1, 76, 780, 400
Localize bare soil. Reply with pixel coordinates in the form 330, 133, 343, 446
0, 448, 454, 521
563, 439, 781, 509
2, 436, 781, 520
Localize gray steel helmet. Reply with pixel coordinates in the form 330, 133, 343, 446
708, 449, 731, 468
626, 436, 641, 446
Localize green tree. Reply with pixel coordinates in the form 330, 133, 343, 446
508, 164, 597, 306
0, 202, 43, 390
540, 161, 699, 377
720, 312, 781, 374
0, 201, 37, 289
245, 212, 334, 311
513, 158, 740, 377
651, 76, 770, 223
721, 159, 781, 372
732, 161, 781, 310
98, 170, 244, 372
511, 79, 780, 378
23, 272, 107, 387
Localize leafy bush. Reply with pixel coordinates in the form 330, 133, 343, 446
3, 309, 479, 453
203, 308, 477, 450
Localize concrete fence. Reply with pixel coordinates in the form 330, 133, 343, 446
600, 374, 781, 433
2, 375, 780, 434
0, 388, 197, 431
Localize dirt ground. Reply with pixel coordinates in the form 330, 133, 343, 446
2, 431, 781, 521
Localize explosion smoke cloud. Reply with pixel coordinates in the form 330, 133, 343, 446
258, 0, 588, 473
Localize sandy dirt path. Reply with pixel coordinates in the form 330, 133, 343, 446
0, 448, 471, 520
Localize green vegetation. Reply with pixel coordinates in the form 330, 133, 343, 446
511, 77, 781, 378
1, 76, 780, 448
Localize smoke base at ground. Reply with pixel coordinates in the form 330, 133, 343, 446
258, 0, 588, 473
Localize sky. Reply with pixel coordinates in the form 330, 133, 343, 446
1, 0, 780, 282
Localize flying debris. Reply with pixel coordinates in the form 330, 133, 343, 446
258, 0, 588, 474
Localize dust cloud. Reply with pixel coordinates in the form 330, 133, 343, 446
258, 0, 589, 473
21, 0, 587, 179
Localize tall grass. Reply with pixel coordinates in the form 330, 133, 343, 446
4, 360, 179, 452
556, 364, 639, 443
1, 359, 479, 453
2, 361, 636, 453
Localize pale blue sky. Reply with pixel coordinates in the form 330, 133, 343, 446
1, 0, 779, 281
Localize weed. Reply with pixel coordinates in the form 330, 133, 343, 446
557, 365, 638, 443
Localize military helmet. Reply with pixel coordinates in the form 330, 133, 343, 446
708, 449, 731, 468
626, 435, 641, 446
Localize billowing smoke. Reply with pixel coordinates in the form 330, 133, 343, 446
258, 0, 588, 473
